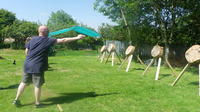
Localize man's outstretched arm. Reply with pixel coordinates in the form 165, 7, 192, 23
25, 48, 28, 55
56, 34, 85, 44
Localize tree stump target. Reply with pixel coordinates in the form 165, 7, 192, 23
120, 46, 135, 72
105, 44, 121, 66
4, 38, 15, 44
151, 45, 163, 58
125, 46, 135, 56
185, 45, 200, 64
172, 45, 200, 96
143, 45, 175, 80
108, 44, 116, 53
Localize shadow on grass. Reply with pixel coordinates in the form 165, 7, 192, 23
189, 81, 198, 85
49, 63, 57, 65
47, 66, 57, 71
0, 56, 5, 59
159, 74, 171, 80
127, 68, 144, 72
0, 84, 19, 90
187, 66, 198, 75
132, 68, 144, 71
42, 92, 118, 106
47, 68, 57, 71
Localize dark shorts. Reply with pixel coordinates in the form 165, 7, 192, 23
22, 72, 45, 87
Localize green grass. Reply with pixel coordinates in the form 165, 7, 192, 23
0, 49, 200, 112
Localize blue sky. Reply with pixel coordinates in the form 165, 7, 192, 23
0, 0, 115, 30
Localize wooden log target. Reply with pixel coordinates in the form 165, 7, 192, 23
105, 44, 121, 66
99, 45, 108, 63
108, 44, 116, 53
185, 45, 200, 64
4, 38, 15, 44
100, 45, 107, 53
125, 46, 135, 56
151, 45, 163, 58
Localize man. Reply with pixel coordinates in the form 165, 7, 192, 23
13, 26, 85, 107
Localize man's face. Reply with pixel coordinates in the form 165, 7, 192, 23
38, 26, 49, 37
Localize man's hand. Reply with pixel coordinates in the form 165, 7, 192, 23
56, 34, 86, 44
77, 34, 86, 39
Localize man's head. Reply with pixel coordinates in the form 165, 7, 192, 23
38, 26, 49, 37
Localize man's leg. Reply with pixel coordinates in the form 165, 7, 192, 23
13, 82, 27, 106
33, 73, 44, 106
34, 86, 41, 105
13, 73, 30, 106
15, 82, 27, 100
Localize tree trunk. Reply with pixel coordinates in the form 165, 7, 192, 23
120, 8, 131, 45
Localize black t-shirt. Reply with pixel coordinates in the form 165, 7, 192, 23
24, 36, 57, 73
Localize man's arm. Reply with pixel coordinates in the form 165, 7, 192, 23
56, 34, 85, 44
25, 48, 28, 55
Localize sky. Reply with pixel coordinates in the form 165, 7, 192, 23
0, 0, 115, 30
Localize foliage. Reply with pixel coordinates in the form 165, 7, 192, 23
94, 0, 200, 46
47, 10, 78, 32
98, 23, 128, 41
47, 10, 102, 50
3, 20, 39, 49
0, 9, 16, 44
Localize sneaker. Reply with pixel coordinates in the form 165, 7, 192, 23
34, 103, 45, 108
12, 100, 22, 107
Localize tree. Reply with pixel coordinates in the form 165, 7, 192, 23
0, 9, 16, 44
4, 20, 38, 49
98, 23, 128, 41
47, 10, 78, 32
47, 10, 103, 50
94, 0, 200, 63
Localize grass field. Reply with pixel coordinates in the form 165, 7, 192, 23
0, 49, 200, 112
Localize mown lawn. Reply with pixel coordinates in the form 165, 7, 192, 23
0, 49, 200, 112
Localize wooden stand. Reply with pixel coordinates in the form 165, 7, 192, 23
100, 51, 107, 63
142, 57, 163, 80
155, 57, 162, 80
119, 46, 135, 72
105, 43, 121, 66
199, 64, 200, 96
99, 45, 108, 63
142, 45, 176, 80
142, 58, 155, 75
171, 45, 200, 96
171, 63, 190, 86
137, 55, 147, 67
120, 54, 133, 72
126, 55, 133, 72
105, 51, 121, 66
165, 59, 176, 76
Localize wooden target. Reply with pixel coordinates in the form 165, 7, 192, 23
100, 45, 107, 53
108, 44, 116, 52
151, 45, 163, 58
125, 46, 135, 56
185, 45, 200, 64
4, 38, 15, 44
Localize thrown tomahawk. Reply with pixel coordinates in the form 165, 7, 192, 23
105, 44, 121, 66
119, 46, 135, 72
171, 45, 200, 95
